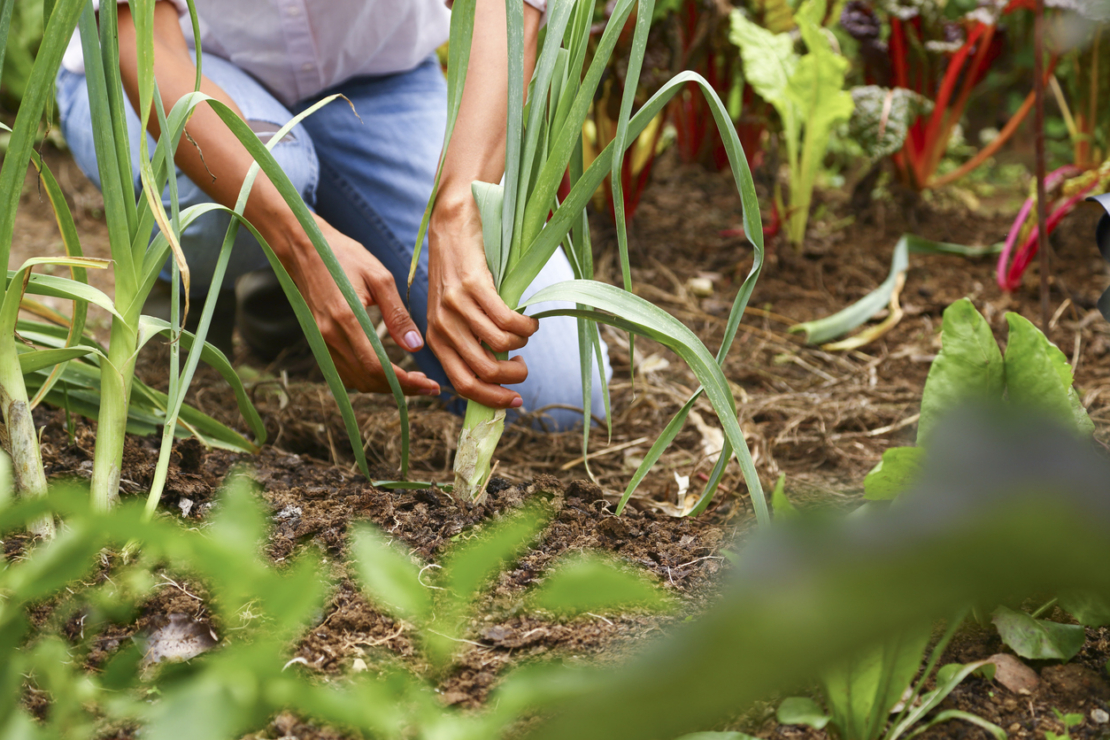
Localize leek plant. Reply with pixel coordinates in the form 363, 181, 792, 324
413, 0, 770, 522
0, 0, 411, 522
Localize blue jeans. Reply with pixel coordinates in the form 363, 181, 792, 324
56, 54, 610, 430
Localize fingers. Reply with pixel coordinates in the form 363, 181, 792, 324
365, 270, 426, 353
441, 284, 532, 353
472, 287, 539, 339
435, 343, 526, 408
324, 316, 440, 397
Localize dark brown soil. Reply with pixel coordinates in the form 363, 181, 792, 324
7, 147, 1110, 738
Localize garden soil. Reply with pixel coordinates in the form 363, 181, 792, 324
8, 147, 1110, 738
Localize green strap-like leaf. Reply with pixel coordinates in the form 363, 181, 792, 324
408, 0, 477, 290
524, 281, 768, 527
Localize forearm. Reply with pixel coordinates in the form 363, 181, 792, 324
116, 3, 304, 263
432, 0, 541, 224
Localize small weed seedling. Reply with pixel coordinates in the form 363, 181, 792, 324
1046, 707, 1086, 740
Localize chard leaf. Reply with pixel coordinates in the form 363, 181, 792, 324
991, 605, 1086, 661
728, 10, 797, 115
863, 447, 925, 501
1003, 313, 1093, 437
848, 86, 934, 161
917, 299, 1004, 447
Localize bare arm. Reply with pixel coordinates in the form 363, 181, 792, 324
426, 0, 543, 409
115, 1, 440, 397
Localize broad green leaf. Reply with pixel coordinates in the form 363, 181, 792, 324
531, 553, 666, 615
1058, 591, 1110, 627
864, 447, 925, 501
991, 605, 1086, 661
20, 271, 120, 320
917, 299, 1004, 446
524, 281, 768, 525
350, 525, 432, 623
777, 697, 829, 730
1004, 313, 1094, 436
728, 10, 797, 112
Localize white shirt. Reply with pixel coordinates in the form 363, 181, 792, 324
64, 0, 545, 108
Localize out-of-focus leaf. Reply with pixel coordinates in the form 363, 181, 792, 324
863, 447, 925, 501
770, 474, 798, 519
443, 511, 543, 602
531, 553, 667, 615
777, 697, 830, 729
1058, 591, 1110, 627
917, 299, 1004, 446
350, 525, 433, 623
991, 605, 1086, 661
1003, 313, 1094, 437
823, 630, 928, 740
849, 86, 934, 161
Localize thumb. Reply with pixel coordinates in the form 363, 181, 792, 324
368, 274, 424, 353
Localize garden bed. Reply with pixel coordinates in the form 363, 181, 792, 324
9, 147, 1110, 738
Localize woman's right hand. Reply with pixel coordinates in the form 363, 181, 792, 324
426, 194, 538, 409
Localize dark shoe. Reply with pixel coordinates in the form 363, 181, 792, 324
142, 280, 236, 356
235, 270, 306, 362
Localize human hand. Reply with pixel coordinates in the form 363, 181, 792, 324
287, 214, 441, 396
426, 197, 539, 408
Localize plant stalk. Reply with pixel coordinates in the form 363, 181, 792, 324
453, 397, 506, 500
90, 314, 139, 511
0, 333, 54, 537
1034, 0, 1049, 332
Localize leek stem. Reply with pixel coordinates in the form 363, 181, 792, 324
453, 399, 506, 499
0, 334, 54, 537
90, 315, 139, 512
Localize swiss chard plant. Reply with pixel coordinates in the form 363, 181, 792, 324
412, 0, 770, 524
729, 0, 854, 248
841, 0, 1038, 190
863, 298, 1093, 501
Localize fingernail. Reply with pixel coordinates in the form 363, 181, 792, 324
423, 387, 440, 396
403, 331, 423, 351
510, 397, 523, 409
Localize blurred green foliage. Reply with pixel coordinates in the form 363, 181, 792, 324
0, 0, 45, 111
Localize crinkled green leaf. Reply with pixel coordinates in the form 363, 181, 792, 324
849, 86, 934, 161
